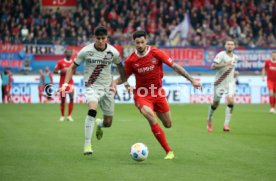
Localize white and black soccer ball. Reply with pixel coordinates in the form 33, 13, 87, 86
130, 143, 149, 161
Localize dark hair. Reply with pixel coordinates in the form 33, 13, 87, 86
133, 30, 147, 40
272, 51, 276, 54
225, 39, 236, 44
94, 26, 108, 36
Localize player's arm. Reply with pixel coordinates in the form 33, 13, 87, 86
116, 62, 127, 84
50, 72, 53, 84
53, 62, 60, 74
171, 63, 201, 89
63, 63, 77, 86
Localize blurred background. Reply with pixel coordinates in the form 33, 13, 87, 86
0, 0, 275, 103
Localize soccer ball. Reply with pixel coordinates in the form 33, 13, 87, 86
130, 143, 149, 161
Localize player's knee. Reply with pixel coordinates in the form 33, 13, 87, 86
88, 109, 97, 118
103, 119, 112, 127
164, 121, 172, 128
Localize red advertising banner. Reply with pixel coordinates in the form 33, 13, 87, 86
162, 48, 204, 66
41, 0, 77, 6
0, 44, 24, 53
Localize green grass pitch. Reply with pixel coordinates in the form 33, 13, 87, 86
0, 104, 276, 181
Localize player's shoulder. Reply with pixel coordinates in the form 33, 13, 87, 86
216, 51, 226, 57
79, 43, 94, 54
106, 43, 119, 53
125, 52, 136, 63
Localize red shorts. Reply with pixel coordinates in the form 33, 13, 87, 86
267, 80, 276, 92
38, 85, 44, 92
134, 90, 170, 113
3, 85, 11, 93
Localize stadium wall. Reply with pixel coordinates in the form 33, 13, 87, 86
0, 75, 268, 104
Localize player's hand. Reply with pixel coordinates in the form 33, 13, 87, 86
124, 82, 133, 94
110, 80, 117, 95
55, 83, 68, 95
191, 79, 202, 90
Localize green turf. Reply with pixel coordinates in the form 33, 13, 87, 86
0, 104, 276, 181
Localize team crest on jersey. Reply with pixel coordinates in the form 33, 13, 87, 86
104, 51, 114, 60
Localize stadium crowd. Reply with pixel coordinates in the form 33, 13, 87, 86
0, 0, 275, 47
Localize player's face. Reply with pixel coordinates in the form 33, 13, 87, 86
134, 37, 147, 54
272, 52, 276, 61
95, 35, 108, 50
225, 41, 235, 52
65, 50, 72, 59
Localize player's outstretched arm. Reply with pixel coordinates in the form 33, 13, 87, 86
63, 63, 76, 87
171, 63, 202, 89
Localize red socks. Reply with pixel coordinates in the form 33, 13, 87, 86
151, 123, 171, 153
60, 102, 65, 116
68, 101, 74, 116
269, 96, 275, 108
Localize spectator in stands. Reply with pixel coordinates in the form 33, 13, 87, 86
0, 0, 275, 47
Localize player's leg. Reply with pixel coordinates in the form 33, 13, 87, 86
207, 86, 223, 132
83, 87, 100, 155
84, 101, 98, 155
135, 96, 173, 159
140, 105, 173, 159
267, 80, 275, 113
67, 89, 74, 121
156, 111, 172, 128
96, 91, 114, 140
223, 83, 235, 131
59, 91, 66, 122
2, 85, 6, 103
38, 86, 42, 103
6, 85, 11, 103
224, 96, 234, 131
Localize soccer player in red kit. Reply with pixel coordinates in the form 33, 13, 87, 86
262, 51, 276, 113
114, 30, 202, 159
54, 49, 75, 121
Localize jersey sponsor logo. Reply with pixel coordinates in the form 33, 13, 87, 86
137, 65, 155, 73
87, 59, 111, 65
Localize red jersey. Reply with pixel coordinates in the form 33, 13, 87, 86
264, 59, 276, 82
54, 58, 74, 85
125, 46, 174, 95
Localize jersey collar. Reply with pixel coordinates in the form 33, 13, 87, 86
94, 43, 108, 52
135, 46, 151, 58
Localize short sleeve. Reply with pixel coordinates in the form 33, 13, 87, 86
214, 53, 223, 64
74, 48, 86, 66
112, 48, 121, 65
153, 48, 174, 67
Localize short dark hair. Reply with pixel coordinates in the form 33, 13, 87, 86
133, 30, 147, 40
272, 51, 276, 54
94, 26, 108, 36
225, 39, 236, 44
